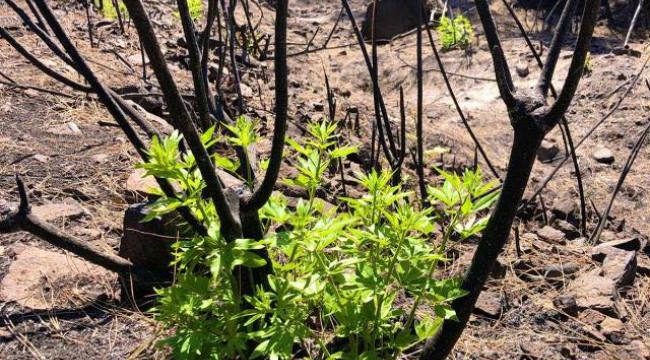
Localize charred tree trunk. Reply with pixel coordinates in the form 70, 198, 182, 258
419, 0, 600, 358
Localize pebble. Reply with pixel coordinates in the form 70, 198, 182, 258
515, 63, 530, 78
537, 139, 560, 162
593, 148, 615, 164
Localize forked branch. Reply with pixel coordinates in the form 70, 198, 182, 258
537, 0, 579, 98
546, 3, 601, 122
0, 177, 145, 277
241, 0, 289, 212
420, 1, 600, 358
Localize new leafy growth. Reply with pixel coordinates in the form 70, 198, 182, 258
174, 0, 203, 21
138, 119, 499, 359
95, 0, 128, 20
437, 14, 474, 51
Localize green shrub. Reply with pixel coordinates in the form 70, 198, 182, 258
584, 51, 593, 75
138, 119, 498, 359
95, 0, 128, 21
437, 15, 474, 51
173, 0, 203, 21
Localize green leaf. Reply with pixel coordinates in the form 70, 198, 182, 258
329, 145, 358, 159
200, 125, 216, 146
434, 304, 459, 321
415, 317, 443, 340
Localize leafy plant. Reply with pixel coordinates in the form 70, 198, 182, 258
174, 0, 203, 21
428, 167, 499, 241
95, 0, 128, 20
437, 15, 474, 51
139, 120, 498, 359
584, 51, 593, 75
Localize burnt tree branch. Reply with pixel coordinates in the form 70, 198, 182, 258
419, 0, 600, 358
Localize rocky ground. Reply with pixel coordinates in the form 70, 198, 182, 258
0, 0, 649, 359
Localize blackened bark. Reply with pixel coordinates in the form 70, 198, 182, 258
420, 120, 544, 359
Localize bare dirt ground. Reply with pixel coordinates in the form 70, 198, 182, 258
0, 0, 649, 359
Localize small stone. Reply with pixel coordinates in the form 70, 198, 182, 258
555, 220, 581, 240
544, 262, 580, 279
537, 139, 560, 162
593, 148, 615, 164
599, 317, 627, 344
551, 198, 579, 220
32, 154, 49, 163
553, 294, 578, 316
47, 122, 82, 136
473, 291, 502, 319
32, 199, 87, 222
569, 272, 618, 317
537, 225, 567, 245
630, 340, 650, 359
91, 154, 109, 164
592, 246, 637, 287
519, 340, 546, 359
579, 308, 607, 325
239, 84, 254, 98
23, 89, 40, 98
559, 345, 577, 359
516, 63, 530, 78
128, 53, 149, 66
595, 238, 642, 252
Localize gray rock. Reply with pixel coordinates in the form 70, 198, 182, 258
551, 198, 579, 220
91, 153, 109, 164
579, 308, 607, 325
125, 168, 162, 204
239, 83, 254, 98
537, 225, 567, 245
593, 148, 615, 164
119, 203, 177, 276
555, 220, 581, 240
595, 238, 642, 252
553, 294, 578, 317
599, 317, 627, 345
519, 340, 546, 359
515, 63, 530, 78
544, 262, 580, 279
361, 0, 437, 40
47, 122, 82, 136
473, 291, 502, 319
592, 246, 637, 287
537, 139, 560, 162
128, 53, 149, 66
569, 272, 618, 317
32, 154, 50, 163
630, 340, 650, 360
123, 100, 173, 135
